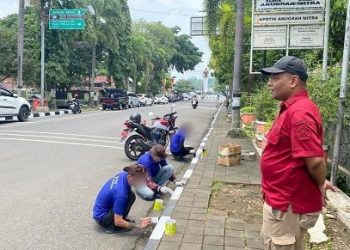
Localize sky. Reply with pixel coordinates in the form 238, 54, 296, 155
0, 0, 211, 80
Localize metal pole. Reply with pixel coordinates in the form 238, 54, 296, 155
330, 0, 350, 185
322, 0, 331, 80
17, 0, 25, 97
90, 44, 96, 106
40, 19, 45, 107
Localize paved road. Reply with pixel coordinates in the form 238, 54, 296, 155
0, 101, 218, 249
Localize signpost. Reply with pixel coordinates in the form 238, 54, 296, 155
49, 9, 86, 30
250, 0, 328, 73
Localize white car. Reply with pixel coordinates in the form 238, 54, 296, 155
137, 94, 153, 106
0, 86, 31, 122
127, 92, 140, 108
154, 95, 169, 104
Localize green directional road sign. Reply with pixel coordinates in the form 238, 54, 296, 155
49, 9, 86, 30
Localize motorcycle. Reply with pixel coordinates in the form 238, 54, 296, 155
69, 98, 81, 114
192, 99, 198, 109
121, 104, 178, 161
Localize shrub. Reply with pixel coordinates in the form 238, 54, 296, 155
251, 86, 278, 122
307, 66, 341, 125
240, 106, 256, 114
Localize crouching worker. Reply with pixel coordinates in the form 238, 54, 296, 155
93, 164, 152, 234
170, 123, 194, 160
137, 144, 185, 200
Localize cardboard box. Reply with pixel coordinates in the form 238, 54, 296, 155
217, 144, 241, 167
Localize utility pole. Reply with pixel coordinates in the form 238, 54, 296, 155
330, 0, 350, 185
90, 44, 96, 106
17, 0, 25, 97
322, 0, 331, 80
231, 0, 244, 130
40, 3, 46, 107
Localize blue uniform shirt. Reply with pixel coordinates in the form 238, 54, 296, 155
170, 129, 185, 153
93, 171, 131, 221
138, 152, 167, 179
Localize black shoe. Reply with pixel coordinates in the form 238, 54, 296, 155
105, 226, 131, 234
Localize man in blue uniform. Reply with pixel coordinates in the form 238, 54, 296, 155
170, 123, 194, 160
137, 145, 185, 200
93, 164, 152, 234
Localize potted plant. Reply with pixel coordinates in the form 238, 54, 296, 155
240, 106, 256, 125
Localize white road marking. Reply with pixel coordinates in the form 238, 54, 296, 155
183, 170, 193, 179
0, 137, 124, 149
170, 187, 183, 200
0, 132, 122, 144
0, 130, 120, 140
149, 216, 170, 240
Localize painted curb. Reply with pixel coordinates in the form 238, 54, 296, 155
144, 105, 223, 250
0, 110, 72, 121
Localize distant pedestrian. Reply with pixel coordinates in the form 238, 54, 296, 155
93, 164, 152, 234
259, 56, 336, 249
93, 92, 98, 107
225, 97, 230, 110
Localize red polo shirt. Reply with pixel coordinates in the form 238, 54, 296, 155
261, 90, 324, 213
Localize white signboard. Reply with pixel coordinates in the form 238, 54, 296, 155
256, 0, 325, 11
254, 12, 324, 25
289, 25, 324, 47
253, 26, 287, 48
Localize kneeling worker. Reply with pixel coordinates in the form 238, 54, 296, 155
170, 123, 194, 160
137, 144, 185, 200
93, 164, 152, 234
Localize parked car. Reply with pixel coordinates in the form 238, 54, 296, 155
100, 88, 128, 110
0, 86, 31, 121
154, 95, 169, 104
127, 92, 140, 108
137, 94, 153, 106
182, 93, 191, 101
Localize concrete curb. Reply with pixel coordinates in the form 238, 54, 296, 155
0, 110, 72, 121
144, 105, 223, 250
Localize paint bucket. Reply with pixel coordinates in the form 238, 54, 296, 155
153, 199, 163, 211
164, 219, 177, 236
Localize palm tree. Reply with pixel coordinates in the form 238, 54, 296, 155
204, 0, 245, 130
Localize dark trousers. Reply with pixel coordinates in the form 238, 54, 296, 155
96, 190, 136, 229
173, 146, 194, 158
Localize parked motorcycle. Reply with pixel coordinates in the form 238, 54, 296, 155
121, 104, 178, 161
69, 98, 81, 114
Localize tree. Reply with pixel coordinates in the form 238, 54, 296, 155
131, 21, 202, 94
171, 29, 203, 73
174, 79, 194, 93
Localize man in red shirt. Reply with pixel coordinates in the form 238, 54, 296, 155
260, 56, 335, 249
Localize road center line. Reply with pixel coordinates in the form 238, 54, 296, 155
0, 130, 120, 140
0, 132, 122, 144
0, 137, 124, 149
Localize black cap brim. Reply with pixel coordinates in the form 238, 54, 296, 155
260, 67, 286, 75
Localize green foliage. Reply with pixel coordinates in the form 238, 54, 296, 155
0, 14, 17, 81
131, 21, 202, 94
240, 106, 256, 114
174, 79, 194, 93
251, 86, 278, 122
307, 66, 341, 124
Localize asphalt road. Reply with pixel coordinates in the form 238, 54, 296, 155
0, 101, 218, 250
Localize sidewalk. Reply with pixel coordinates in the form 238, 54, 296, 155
157, 108, 263, 250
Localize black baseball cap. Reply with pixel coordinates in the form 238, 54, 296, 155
261, 56, 308, 82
